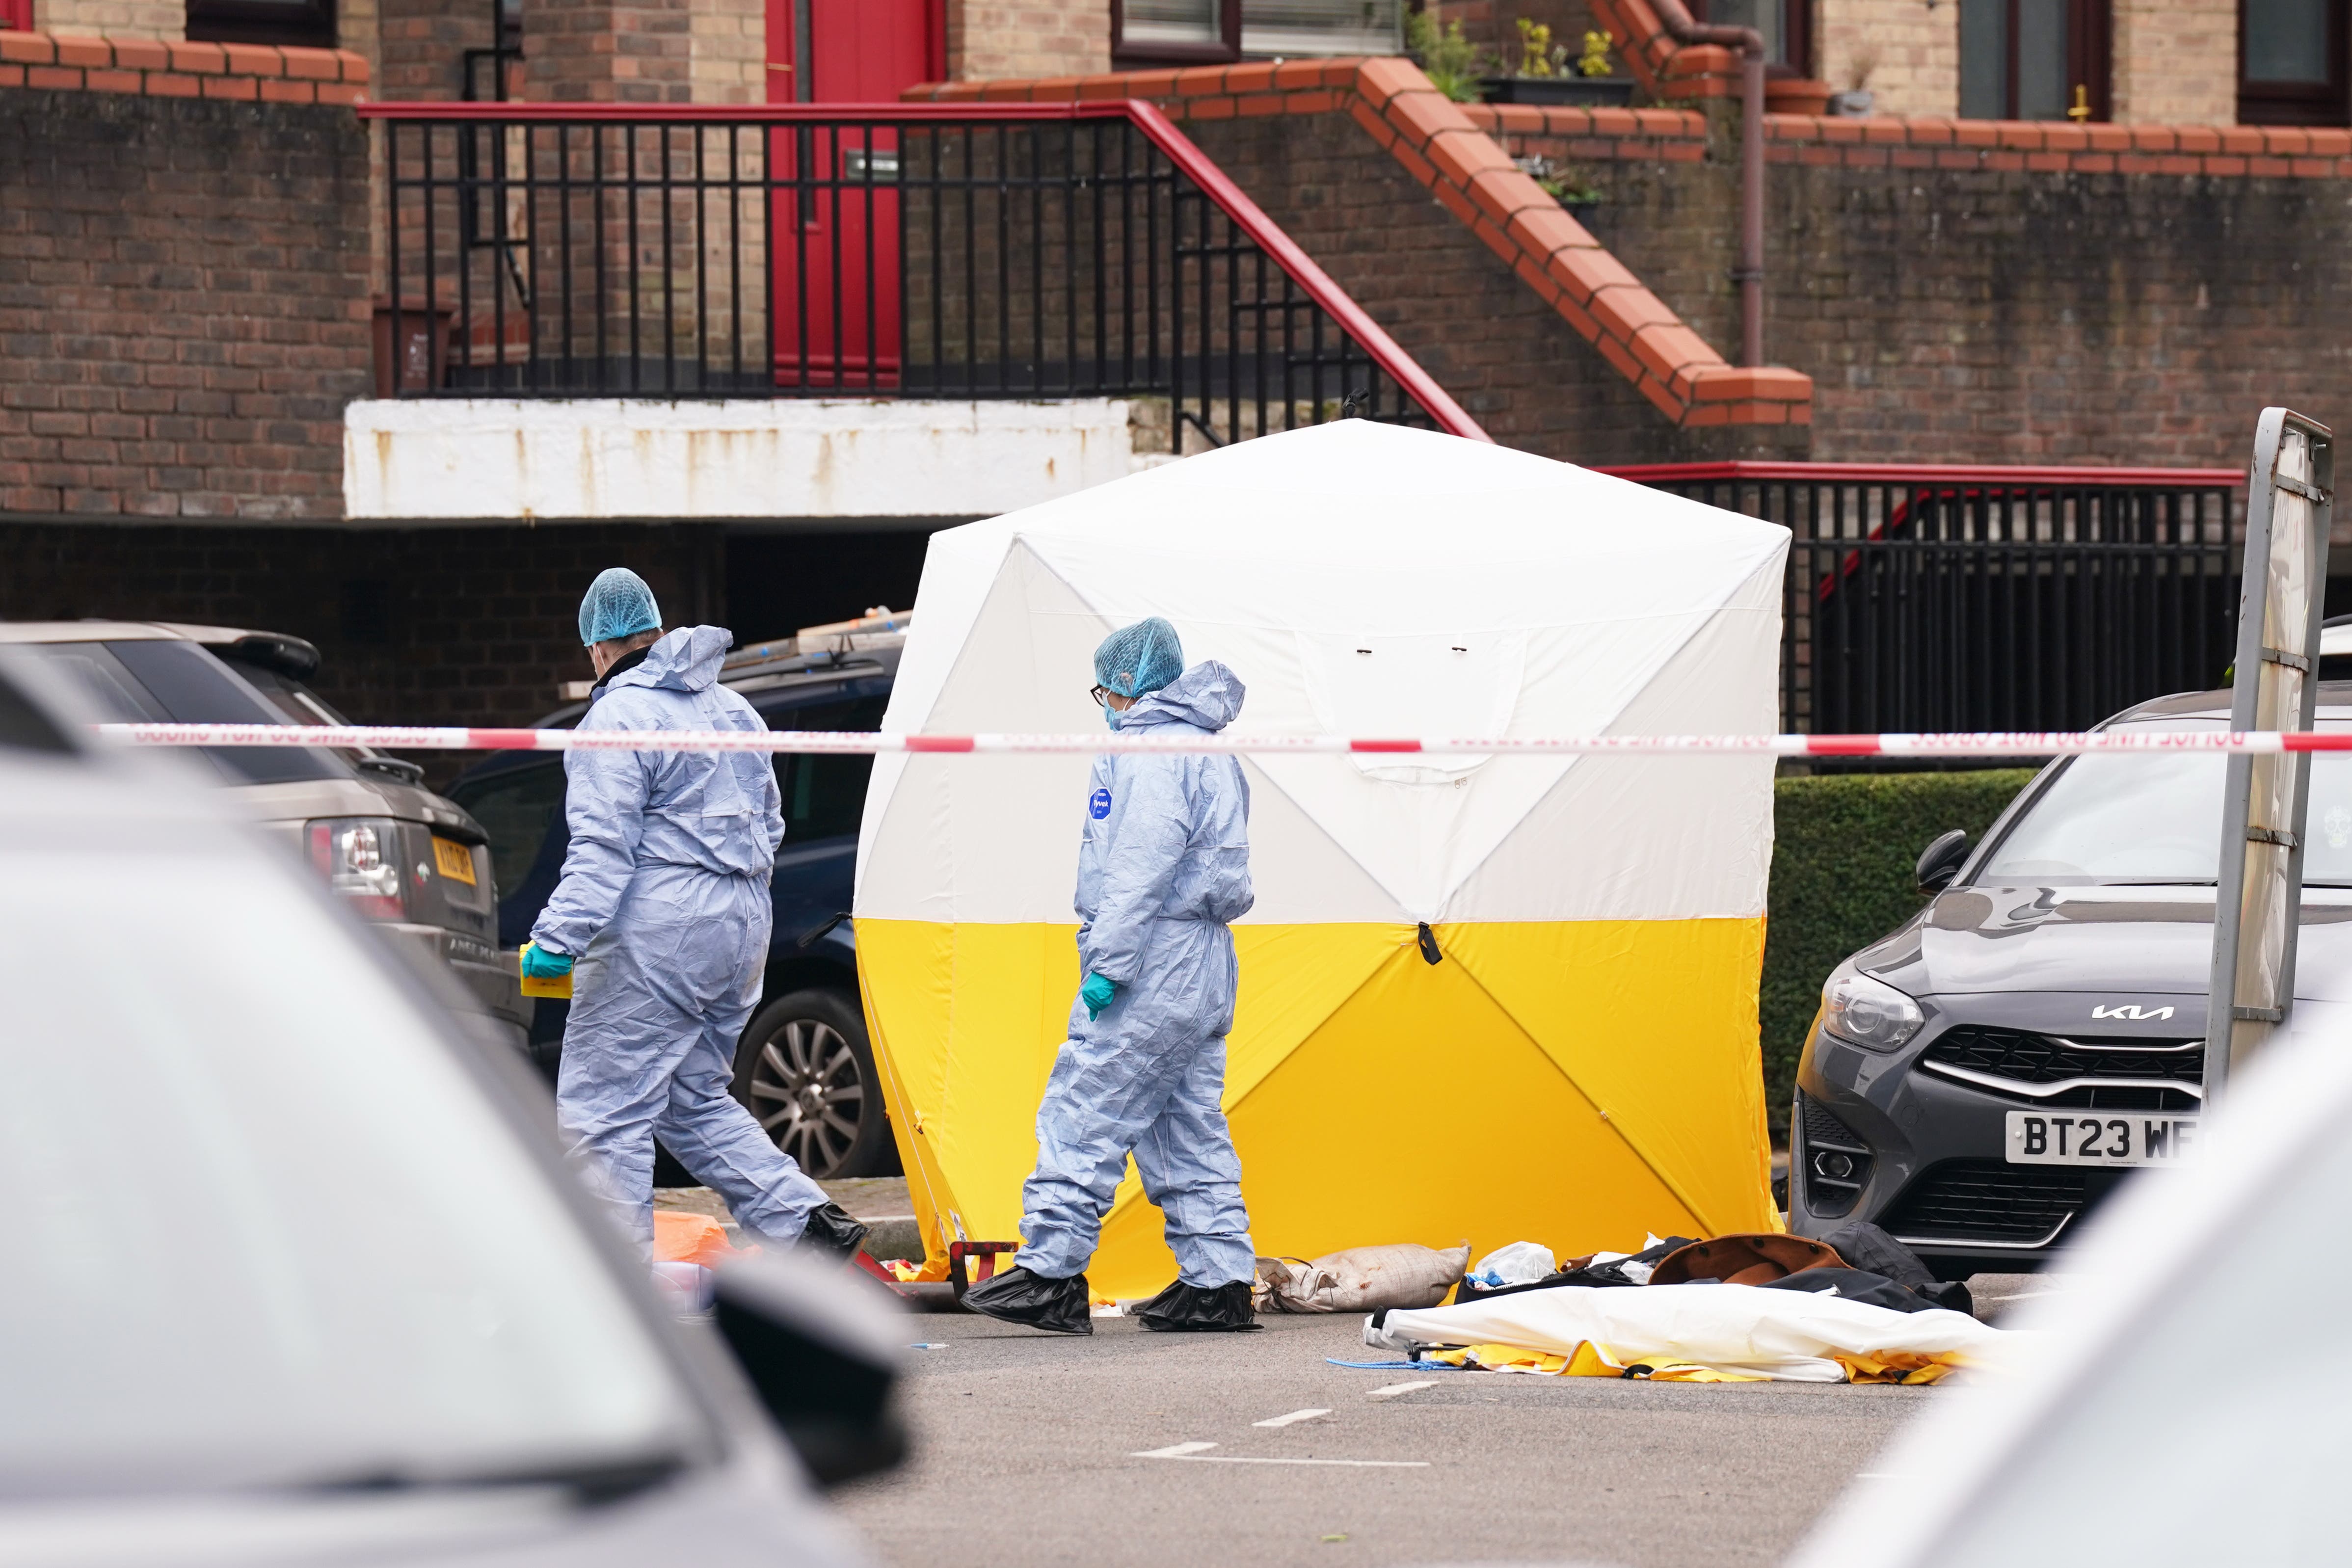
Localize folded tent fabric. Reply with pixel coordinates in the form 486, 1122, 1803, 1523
1379, 1282, 2009, 1383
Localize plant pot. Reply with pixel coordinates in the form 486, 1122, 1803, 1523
1828, 89, 1875, 116
1479, 75, 1638, 106
1764, 78, 1835, 115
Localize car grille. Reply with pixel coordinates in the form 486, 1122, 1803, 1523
1917, 1026, 2203, 1112
1881, 1159, 2087, 1246
1795, 1091, 1871, 1218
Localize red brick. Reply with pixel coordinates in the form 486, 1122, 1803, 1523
145, 72, 201, 97
2205, 155, 2246, 175
1270, 58, 1327, 90
1546, 244, 1639, 305
1282, 89, 1336, 115
1387, 135, 1438, 188
2131, 126, 2178, 152
1432, 178, 1481, 229
1659, 140, 1706, 162
2309, 128, 2352, 157
260, 78, 316, 103
1904, 118, 1958, 146
2026, 152, 2069, 172
1383, 89, 1464, 149
0, 31, 52, 64
167, 41, 228, 73
202, 74, 260, 100
1352, 55, 1428, 108
2039, 123, 2090, 152
26, 65, 80, 89
1995, 121, 2043, 150
2292, 157, 2334, 176
1468, 167, 1551, 226
53, 36, 110, 68
84, 68, 141, 93
1505, 202, 1598, 260
277, 45, 339, 81
1118, 69, 1181, 99
1185, 95, 1237, 120
1425, 128, 1516, 186
2075, 153, 2118, 173
1587, 106, 1639, 137
2264, 128, 2313, 155
1236, 92, 1283, 116
0, 64, 20, 86
2220, 127, 2267, 154
1819, 117, 1865, 145
1954, 120, 2000, 148
1588, 283, 1681, 342
1491, 104, 1544, 135
1636, 323, 1718, 384
1347, 97, 1396, 150
220, 42, 283, 77
1223, 62, 1279, 94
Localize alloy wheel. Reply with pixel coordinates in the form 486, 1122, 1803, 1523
747, 1016, 866, 1177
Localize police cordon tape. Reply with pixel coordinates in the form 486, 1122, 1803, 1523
91, 722, 2352, 757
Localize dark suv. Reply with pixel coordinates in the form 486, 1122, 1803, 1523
446, 634, 899, 1179
1789, 685, 2352, 1276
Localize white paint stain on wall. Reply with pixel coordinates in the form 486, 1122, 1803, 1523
343, 398, 1147, 521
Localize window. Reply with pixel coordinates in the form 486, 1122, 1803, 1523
1115, 0, 1242, 64
1960, 0, 2110, 120
1692, 0, 1811, 74
1113, 0, 1404, 65
767, 696, 889, 843
185, 0, 338, 49
2241, 0, 2349, 124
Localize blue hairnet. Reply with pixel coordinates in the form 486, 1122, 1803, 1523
1095, 617, 1184, 699
578, 568, 662, 646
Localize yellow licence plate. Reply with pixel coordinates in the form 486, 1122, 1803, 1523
431, 836, 478, 886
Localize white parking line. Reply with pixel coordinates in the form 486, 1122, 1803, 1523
1129, 1441, 1430, 1469
1365, 1381, 1437, 1401
1253, 1408, 1331, 1428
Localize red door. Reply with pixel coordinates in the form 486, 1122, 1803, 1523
768, 0, 944, 389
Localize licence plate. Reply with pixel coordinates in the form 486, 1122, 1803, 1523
2005, 1110, 2198, 1167
430, 836, 478, 886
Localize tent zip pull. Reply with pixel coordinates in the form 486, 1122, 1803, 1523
1417, 923, 1443, 965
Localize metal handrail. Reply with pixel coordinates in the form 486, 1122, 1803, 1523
1605, 461, 2245, 486
356, 97, 1486, 441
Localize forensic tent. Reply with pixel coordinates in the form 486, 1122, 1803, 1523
853, 421, 1790, 1300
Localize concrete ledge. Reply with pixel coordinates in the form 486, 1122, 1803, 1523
343, 398, 1147, 522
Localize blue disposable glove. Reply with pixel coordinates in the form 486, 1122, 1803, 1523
1080, 971, 1119, 1020
521, 942, 575, 980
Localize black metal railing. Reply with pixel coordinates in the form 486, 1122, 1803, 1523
1614, 463, 2245, 743
358, 100, 1481, 450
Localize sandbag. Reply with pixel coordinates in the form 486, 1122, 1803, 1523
1255, 1242, 1470, 1313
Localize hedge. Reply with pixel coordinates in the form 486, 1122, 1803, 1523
1759, 769, 2039, 1129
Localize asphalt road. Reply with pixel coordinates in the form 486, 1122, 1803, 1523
831, 1309, 1938, 1568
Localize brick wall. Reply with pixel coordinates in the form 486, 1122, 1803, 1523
0, 521, 728, 739
1184, 110, 1802, 463
949, 0, 1105, 81
687, 0, 761, 105
1815, 0, 1952, 117
0, 53, 372, 521
2113, 0, 2236, 126
376, 0, 491, 101
33, 0, 182, 40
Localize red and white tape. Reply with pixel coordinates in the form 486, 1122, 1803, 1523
91, 723, 2352, 758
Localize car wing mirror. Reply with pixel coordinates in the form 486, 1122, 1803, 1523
1915, 828, 1971, 894
711, 1249, 908, 1487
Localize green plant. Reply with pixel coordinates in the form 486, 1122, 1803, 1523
1577, 28, 1614, 77
1515, 18, 1559, 78
1759, 769, 2039, 1125
1406, 10, 1488, 102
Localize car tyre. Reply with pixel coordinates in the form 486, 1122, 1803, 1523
733, 987, 894, 1179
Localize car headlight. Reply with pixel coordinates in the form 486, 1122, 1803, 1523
1821, 966, 1924, 1052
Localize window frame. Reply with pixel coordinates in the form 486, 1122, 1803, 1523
1112, 0, 1243, 68
2239, 0, 2351, 125
185, 0, 339, 49
1960, 0, 2111, 121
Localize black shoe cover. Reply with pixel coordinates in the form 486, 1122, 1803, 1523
962, 1266, 1094, 1335
794, 1202, 870, 1264
1136, 1279, 1261, 1332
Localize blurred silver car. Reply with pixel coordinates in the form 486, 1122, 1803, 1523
0, 621, 526, 1046
0, 652, 899, 1567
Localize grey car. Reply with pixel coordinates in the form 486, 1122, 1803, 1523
1, 620, 528, 1047
0, 648, 900, 1567
1788, 685, 2352, 1277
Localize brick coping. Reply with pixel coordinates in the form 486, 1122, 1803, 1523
0, 28, 368, 102
912, 58, 1809, 429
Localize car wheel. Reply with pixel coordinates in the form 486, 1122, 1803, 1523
733, 988, 892, 1179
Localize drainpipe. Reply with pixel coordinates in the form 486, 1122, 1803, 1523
1649, 0, 1766, 368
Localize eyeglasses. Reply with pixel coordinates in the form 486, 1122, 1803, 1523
1090, 684, 1112, 708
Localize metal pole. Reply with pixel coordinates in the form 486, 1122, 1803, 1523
1739, 43, 1764, 368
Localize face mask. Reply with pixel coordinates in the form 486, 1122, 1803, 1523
1104, 703, 1121, 731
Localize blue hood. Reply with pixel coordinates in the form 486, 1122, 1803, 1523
1118, 660, 1245, 732
612, 626, 733, 694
